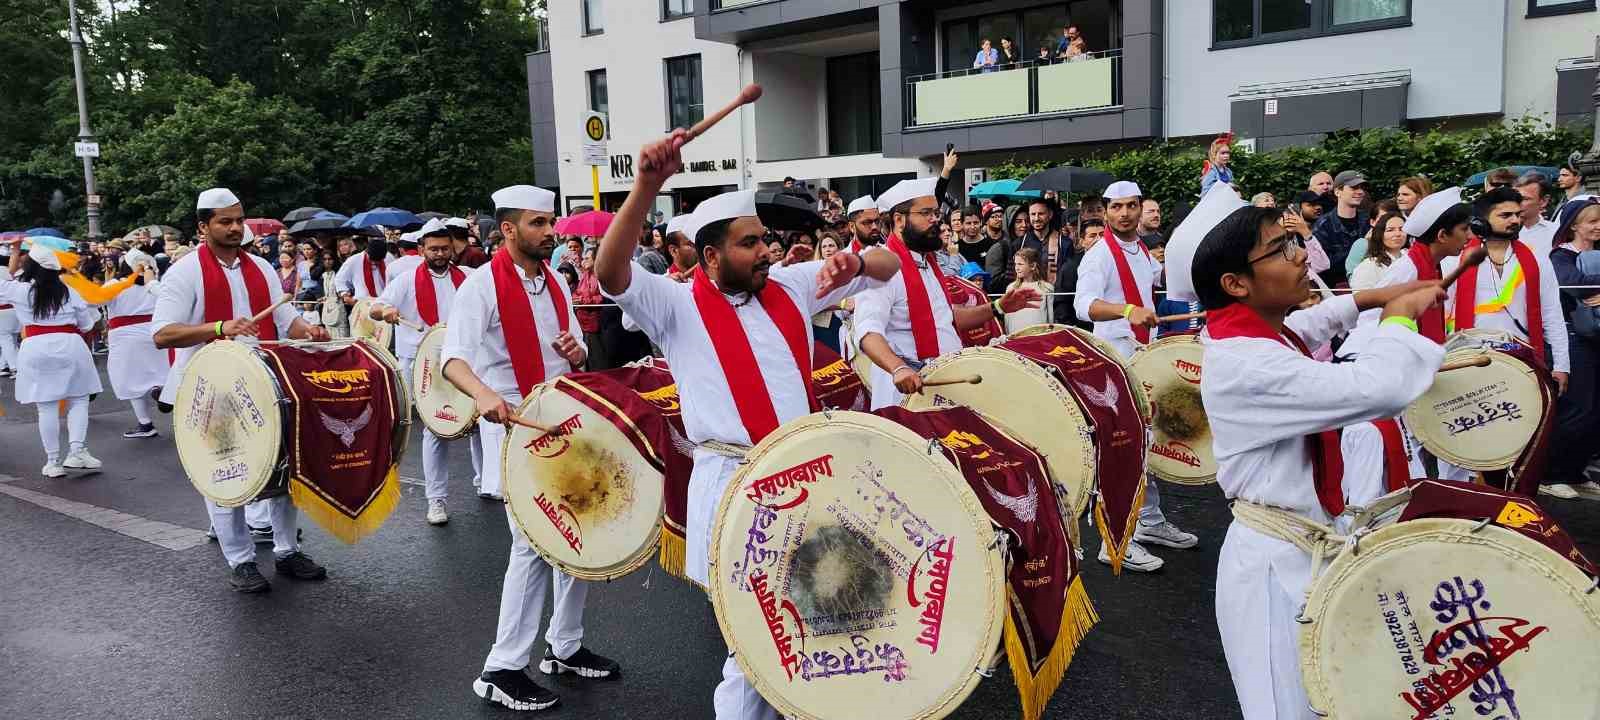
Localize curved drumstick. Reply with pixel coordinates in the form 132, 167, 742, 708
684, 84, 763, 142
1441, 246, 1488, 291
922, 375, 982, 388
250, 295, 292, 324
1439, 355, 1492, 372
1155, 311, 1206, 325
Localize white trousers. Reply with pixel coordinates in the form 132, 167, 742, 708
478, 418, 509, 497
208, 495, 300, 568
400, 357, 483, 500
1216, 522, 1317, 719
0, 311, 17, 371
129, 395, 154, 425
36, 396, 89, 464
483, 506, 588, 671
715, 655, 780, 720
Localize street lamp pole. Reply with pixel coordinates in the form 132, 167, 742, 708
1581, 35, 1600, 197
67, 0, 102, 241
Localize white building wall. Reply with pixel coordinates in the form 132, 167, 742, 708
750, 52, 828, 161
1164, 0, 1508, 138
1503, 3, 1598, 122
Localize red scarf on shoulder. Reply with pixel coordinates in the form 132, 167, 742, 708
198, 244, 277, 341
1105, 235, 1153, 344
490, 248, 568, 396
884, 233, 951, 360
414, 262, 465, 327
363, 255, 386, 296
1404, 241, 1447, 343
691, 265, 816, 444
1452, 239, 1543, 356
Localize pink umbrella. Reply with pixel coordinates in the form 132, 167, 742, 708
245, 218, 286, 237
558, 210, 614, 238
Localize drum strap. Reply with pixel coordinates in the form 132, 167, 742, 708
697, 439, 752, 460
1232, 499, 1374, 621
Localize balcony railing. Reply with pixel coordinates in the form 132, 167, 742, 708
904, 49, 1122, 129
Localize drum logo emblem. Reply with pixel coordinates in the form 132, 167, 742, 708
937, 430, 993, 459
749, 569, 806, 679
301, 368, 372, 394
319, 406, 373, 448
907, 537, 956, 654
638, 384, 681, 412
1494, 501, 1542, 529
434, 404, 461, 423
524, 414, 584, 458
1045, 344, 1087, 364
1173, 358, 1202, 384
419, 358, 433, 395
1151, 441, 1202, 468
1396, 577, 1547, 719
534, 492, 583, 554
745, 454, 834, 511
811, 359, 850, 388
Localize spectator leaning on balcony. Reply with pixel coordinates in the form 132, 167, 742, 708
1056, 24, 1086, 61
1199, 134, 1234, 196
999, 36, 1018, 66
1315, 170, 1371, 287
972, 39, 999, 73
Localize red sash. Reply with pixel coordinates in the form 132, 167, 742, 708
490, 249, 568, 397
691, 265, 816, 443
1453, 239, 1544, 356
414, 263, 465, 327
1404, 242, 1446, 343
1372, 418, 1412, 493
199, 244, 277, 341
362, 255, 385, 296
24, 324, 78, 337
849, 239, 861, 254
1207, 303, 1344, 516
1106, 236, 1153, 344
108, 314, 153, 330
885, 234, 950, 360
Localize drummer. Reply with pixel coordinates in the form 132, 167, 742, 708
851, 177, 1038, 409
151, 188, 332, 594
1191, 204, 1446, 720
596, 130, 900, 720
441, 184, 619, 712
844, 194, 882, 254
384, 229, 425, 282
335, 230, 395, 307
1073, 180, 1197, 570
102, 250, 170, 440
370, 218, 480, 526
661, 213, 698, 282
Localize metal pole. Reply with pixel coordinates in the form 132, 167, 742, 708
1580, 35, 1600, 197
67, 0, 102, 241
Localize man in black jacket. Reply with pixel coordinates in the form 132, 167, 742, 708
1051, 217, 1101, 329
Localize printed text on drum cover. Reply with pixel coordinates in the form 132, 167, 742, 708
1384, 577, 1547, 719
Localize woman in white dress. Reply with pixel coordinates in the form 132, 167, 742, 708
2, 237, 103, 477
102, 253, 169, 438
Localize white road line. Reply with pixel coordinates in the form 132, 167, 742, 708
400, 475, 424, 487
0, 474, 210, 551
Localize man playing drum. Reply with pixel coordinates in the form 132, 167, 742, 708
441, 184, 619, 712
843, 195, 882, 254
370, 218, 481, 525
596, 130, 901, 720
1190, 204, 1446, 719
152, 188, 332, 594
1073, 180, 1197, 570
335, 229, 395, 307
851, 177, 1039, 410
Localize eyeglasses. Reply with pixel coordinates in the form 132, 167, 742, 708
1247, 234, 1306, 265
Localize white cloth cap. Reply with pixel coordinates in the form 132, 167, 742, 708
124, 248, 154, 271
1163, 182, 1248, 302
875, 178, 939, 213
1103, 180, 1143, 200
196, 187, 240, 210
1402, 186, 1465, 238
415, 218, 451, 239
682, 189, 758, 244
27, 242, 61, 271
444, 217, 471, 230
665, 214, 690, 237
491, 185, 556, 213
847, 195, 877, 216
399, 230, 421, 244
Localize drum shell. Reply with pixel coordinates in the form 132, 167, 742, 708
411, 324, 480, 439
172, 341, 294, 507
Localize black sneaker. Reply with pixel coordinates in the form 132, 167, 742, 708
157, 399, 173, 414
472, 669, 559, 712
122, 423, 159, 439
274, 551, 327, 580
229, 562, 270, 593
249, 524, 273, 544
538, 646, 620, 679
0, 368, 14, 378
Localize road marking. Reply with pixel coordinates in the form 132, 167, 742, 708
401, 475, 424, 487
0, 474, 210, 551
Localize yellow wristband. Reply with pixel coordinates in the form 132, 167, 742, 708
214, 321, 224, 337
1381, 316, 1419, 333
1121, 304, 1135, 318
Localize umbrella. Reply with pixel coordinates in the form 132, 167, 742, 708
1016, 166, 1114, 195
1463, 165, 1559, 189
283, 206, 329, 224
288, 211, 352, 236
417, 211, 450, 222
24, 227, 65, 238
557, 210, 614, 238
244, 218, 286, 237
344, 207, 423, 230
124, 223, 180, 239
968, 179, 1043, 202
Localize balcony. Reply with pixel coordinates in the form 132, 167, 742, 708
904, 50, 1122, 129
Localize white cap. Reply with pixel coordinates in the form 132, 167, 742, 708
398, 230, 421, 244
682, 190, 758, 245
416, 217, 451, 239
1103, 180, 1143, 201
124, 248, 154, 271
196, 187, 241, 210
491, 184, 556, 213
444, 217, 471, 230
28, 242, 61, 271
847, 195, 877, 216
875, 178, 939, 213
665, 214, 690, 237
1402, 187, 1465, 238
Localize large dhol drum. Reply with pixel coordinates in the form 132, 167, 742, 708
1404, 330, 1551, 472
411, 324, 479, 439
348, 298, 392, 349
710, 411, 1007, 720
1128, 333, 1216, 485
174, 338, 408, 542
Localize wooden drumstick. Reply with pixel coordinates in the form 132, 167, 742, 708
684, 84, 763, 141
392, 317, 426, 332
506, 414, 560, 436
922, 375, 982, 388
250, 295, 292, 324
1440, 246, 1488, 291
1439, 355, 1492, 372
1155, 311, 1206, 324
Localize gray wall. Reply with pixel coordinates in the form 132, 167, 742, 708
1556, 63, 1598, 129
526, 52, 560, 189
1230, 83, 1408, 152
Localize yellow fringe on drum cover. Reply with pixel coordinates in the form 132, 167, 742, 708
287, 464, 402, 544
1092, 477, 1148, 576
1003, 575, 1099, 720
658, 527, 688, 582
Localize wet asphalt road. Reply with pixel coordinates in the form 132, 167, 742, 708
3, 364, 1598, 720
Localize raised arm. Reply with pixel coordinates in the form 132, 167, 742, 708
597, 130, 689, 297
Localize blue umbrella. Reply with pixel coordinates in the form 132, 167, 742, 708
24, 227, 65, 238
343, 207, 422, 230
968, 179, 1042, 201
1463, 165, 1558, 189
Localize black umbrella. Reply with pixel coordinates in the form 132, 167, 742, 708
288, 211, 352, 236
755, 189, 824, 232
417, 211, 450, 222
283, 206, 329, 224
1016, 166, 1114, 195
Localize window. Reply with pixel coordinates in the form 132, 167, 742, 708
1527, 0, 1595, 17
826, 52, 882, 155
663, 0, 693, 20
665, 55, 703, 131
587, 70, 608, 115
582, 0, 603, 35
1213, 0, 1409, 47
940, 1, 1114, 72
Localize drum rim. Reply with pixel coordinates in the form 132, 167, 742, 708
1299, 517, 1600, 715
354, 338, 411, 465
1128, 334, 1216, 485
173, 340, 284, 507
708, 410, 1007, 720
501, 380, 665, 582
1402, 348, 1543, 471
411, 324, 481, 439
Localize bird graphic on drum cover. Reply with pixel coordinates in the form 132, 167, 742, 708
318, 406, 373, 448
1073, 375, 1120, 410
982, 476, 1039, 523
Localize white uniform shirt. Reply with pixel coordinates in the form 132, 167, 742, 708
1519, 218, 1558, 258
0, 280, 96, 330
1074, 235, 1161, 343
1339, 253, 1423, 358
374, 263, 473, 360
151, 249, 300, 404
103, 280, 159, 321
850, 249, 962, 409
440, 260, 583, 401
1440, 243, 1569, 373
335, 252, 396, 300
385, 254, 423, 283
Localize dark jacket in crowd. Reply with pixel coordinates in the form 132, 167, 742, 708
1311, 210, 1369, 286
984, 205, 1040, 293
1051, 241, 1090, 330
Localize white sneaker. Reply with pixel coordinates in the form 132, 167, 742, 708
1098, 539, 1163, 572
1572, 481, 1600, 501
1586, 458, 1600, 477
63, 450, 102, 470
41, 462, 65, 478
426, 499, 449, 525
1134, 520, 1199, 549
1539, 483, 1579, 500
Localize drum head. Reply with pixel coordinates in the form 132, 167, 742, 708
1404, 348, 1544, 470
1129, 335, 1216, 485
173, 341, 282, 507
1444, 328, 1520, 354
502, 380, 665, 581
710, 412, 1005, 720
1300, 518, 1600, 718
349, 298, 391, 348
412, 324, 478, 439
